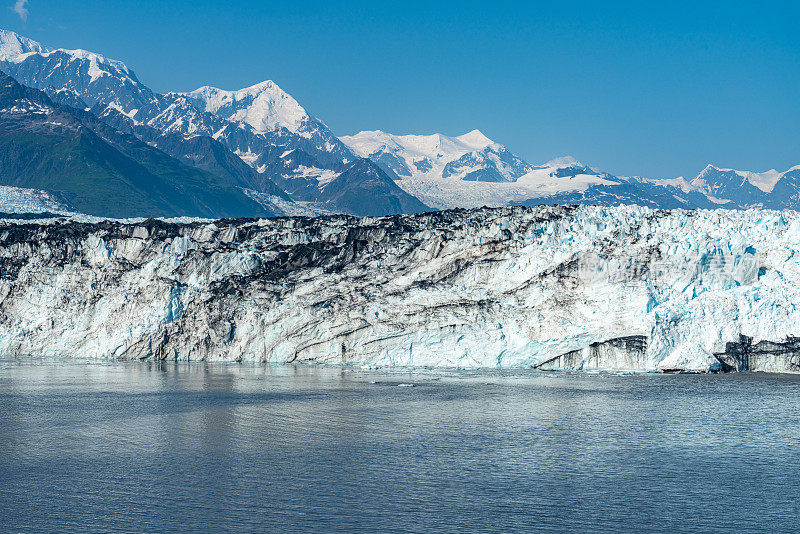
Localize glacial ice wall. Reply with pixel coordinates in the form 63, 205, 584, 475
2, 205, 800, 372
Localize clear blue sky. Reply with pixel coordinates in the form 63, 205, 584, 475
2, 0, 798, 179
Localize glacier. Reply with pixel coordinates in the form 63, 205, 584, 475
0, 185, 75, 214
1, 204, 800, 372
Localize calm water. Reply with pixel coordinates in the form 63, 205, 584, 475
1, 361, 799, 533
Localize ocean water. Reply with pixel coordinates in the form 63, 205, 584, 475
1, 360, 799, 533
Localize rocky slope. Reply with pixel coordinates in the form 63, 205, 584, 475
0, 72, 271, 218
0, 30, 426, 216
1, 205, 800, 372
3, 28, 798, 216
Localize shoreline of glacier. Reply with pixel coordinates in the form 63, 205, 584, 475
2, 204, 800, 373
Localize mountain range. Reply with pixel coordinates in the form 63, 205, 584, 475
0, 28, 796, 218
0, 29, 426, 217
0, 71, 272, 218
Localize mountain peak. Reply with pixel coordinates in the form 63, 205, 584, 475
694, 164, 784, 193
185, 80, 309, 135
238, 79, 281, 95
340, 129, 533, 184
456, 129, 493, 149
0, 29, 50, 61
0, 29, 136, 88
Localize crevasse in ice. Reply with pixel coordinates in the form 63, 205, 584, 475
1, 204, 799, 372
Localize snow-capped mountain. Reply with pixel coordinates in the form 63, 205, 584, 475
341, 129, 532, 182
0, 71, 271, 218
339, 124, 800, 212
510, 161, 800, 211
0, 29, 48, 57
0, 30, 427, 216
142, 83, 428, 213
186, 81, 324, 139
768, 166, 800, 208
181, 81, 355, 170
376, 154, 689, 210
341, 131, 713, 210
344, 130, 800, 213
0, 30, 157, 113
0, 28, 798, 217
676, 164, 800, 209
188, 82, 309, 134
688, 165, 777, 206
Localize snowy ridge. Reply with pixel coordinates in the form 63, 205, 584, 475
339, 127, 800, 212
343, 129, 494, 159
354, 138, 800, 212
340, 129, 532, 182
184, 81, 311, 136
691, 164, 783, 195
2, 205, 800, 373
1, 28, 799, 215
0, 30, 131, 78
0, 29, 51, 60
514, 162, 619, 195
0, 30, 156, 114
144, 93, 219, 135
544, 155, 582, 168
649, 176, 695, 194
392, 156, 623, 209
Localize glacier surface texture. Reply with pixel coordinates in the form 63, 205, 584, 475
2, 205, 799, 372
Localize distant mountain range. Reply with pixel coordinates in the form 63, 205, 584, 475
0, 29, 426, 217
0, 28, 796, 218
340, 129, 533, 183
341, 130, 800, 211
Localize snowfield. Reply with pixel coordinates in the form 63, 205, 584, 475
1, 204, 800, 372
341, 129, 533, 184
395, 160, 622, 210
185, 81, 313, 137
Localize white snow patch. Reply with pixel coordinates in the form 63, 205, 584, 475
184, 80, 310, 136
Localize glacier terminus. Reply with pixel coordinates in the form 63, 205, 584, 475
2, 205, 799, 373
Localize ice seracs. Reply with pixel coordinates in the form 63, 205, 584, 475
0, 185, 75, 214
2, 205, 800, 373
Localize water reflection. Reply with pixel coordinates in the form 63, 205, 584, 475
1, 361, 800, 532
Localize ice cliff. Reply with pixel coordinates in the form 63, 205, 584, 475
2, 205, 800, 372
